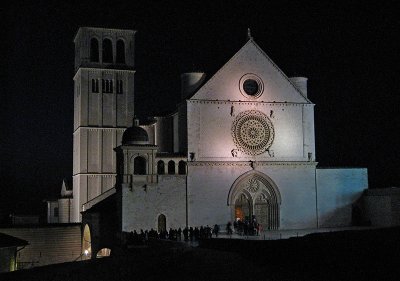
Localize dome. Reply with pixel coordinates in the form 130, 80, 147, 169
122, 126, 149, 145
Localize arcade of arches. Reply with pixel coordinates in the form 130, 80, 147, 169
230, 172, 281, 230
82, 224, 111, 259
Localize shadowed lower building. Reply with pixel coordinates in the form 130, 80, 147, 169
0, 233, 28, 272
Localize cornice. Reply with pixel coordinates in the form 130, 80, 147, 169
73, 68, 135, 80
73, 127, 127, 134
187, 161, 318, 167
72, 173, 117, 177
187, 100, 314, 106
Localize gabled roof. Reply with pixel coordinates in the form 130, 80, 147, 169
61, 179, 73, 198
190, 38, 311, 103
0, 232, 28, 248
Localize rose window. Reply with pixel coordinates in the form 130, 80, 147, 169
232, 110, 274, 155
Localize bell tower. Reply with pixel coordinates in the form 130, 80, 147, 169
72, 27, 136, 222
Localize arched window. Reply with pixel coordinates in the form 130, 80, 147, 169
102, 39, 113, 63
96, 248, 111, 258
168, 160, 175, 175
157, 160, 165, 175
90, 38, 99, 62
178, 161, 186, 175
82, 224, 92, 260
134, 156, 146, 175
116, 40, 125, 64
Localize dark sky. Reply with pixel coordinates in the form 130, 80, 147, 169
2, 1, 399, 215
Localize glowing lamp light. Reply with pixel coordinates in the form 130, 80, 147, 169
84, 249, 89, 256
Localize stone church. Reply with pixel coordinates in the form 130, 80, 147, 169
49, 27, 368, 255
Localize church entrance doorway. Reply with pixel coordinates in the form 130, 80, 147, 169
229, 171, 281, 230
235, 193, 252, 221
158, 214, 166, 233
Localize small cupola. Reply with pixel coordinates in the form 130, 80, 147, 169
122, 118, 149, 145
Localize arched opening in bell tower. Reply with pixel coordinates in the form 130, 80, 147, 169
90, 38, 99, 62
102, 38, 113, 63
116, 39, 125, 64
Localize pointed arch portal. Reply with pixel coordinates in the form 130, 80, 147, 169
228, 171, 281, 230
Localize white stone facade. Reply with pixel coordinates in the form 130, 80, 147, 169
72, 27, 136, 222
75, 28, 368, 232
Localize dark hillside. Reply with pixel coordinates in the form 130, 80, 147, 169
2, 227, 399, 281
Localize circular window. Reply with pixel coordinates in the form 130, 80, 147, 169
232, 110, 274, 155
239, 74, 263, 99
243, 79, 259, 95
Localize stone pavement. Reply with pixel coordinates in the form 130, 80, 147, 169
160, 226, 378, 248
207, 225, 378, 241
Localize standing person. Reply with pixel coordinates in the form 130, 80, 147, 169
183, 227, 189, 241
194, 227, 200, 241
189, 227, 194, 241
226, 222, 233, 235
206, 225, 212, 238
213, 224, 220, 238
177, 227, 182, 241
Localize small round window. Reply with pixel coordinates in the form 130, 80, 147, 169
239, 74, 263, 99
243, 79, 259, 96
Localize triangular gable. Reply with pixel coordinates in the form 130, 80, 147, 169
61, 179, 72, 198
190, 39, 310, 103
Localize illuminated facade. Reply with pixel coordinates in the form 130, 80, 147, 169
72, 27, 135, 222
70, 27, 368, 238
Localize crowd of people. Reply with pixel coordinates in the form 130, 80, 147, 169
233, 216, 261, 236
126, 217, 261, 245
126, 224, 222, 245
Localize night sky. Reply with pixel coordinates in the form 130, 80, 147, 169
2, 1, 399, 215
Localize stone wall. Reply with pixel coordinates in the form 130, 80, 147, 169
188, 163, 318, 229
0, 224, 82, 269
316, 168, 368, 227
363, 187, 400, 226
122, 175, 187, 231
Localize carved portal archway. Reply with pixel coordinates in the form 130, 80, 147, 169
228, 171, 281, 230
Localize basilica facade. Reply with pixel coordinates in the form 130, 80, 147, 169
66, 27, 368, 248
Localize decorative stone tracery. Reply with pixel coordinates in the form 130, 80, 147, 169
232, 110, 274, 155
228, 171, 281, 230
